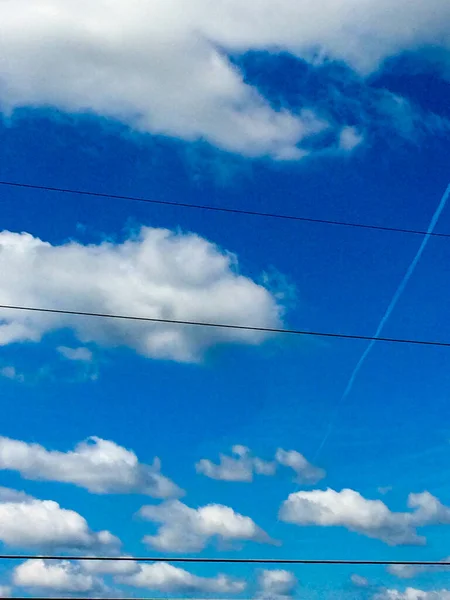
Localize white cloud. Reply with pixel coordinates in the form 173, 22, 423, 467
0, 365, 24, 383
13, 560, 104, 594
351, 574, 370, 588
0, 486, 120, 551
257, 570, 298, 598
1, 0, 449, 159
119, 562, 246, 594
375, 588, 450, 600
0, 435, 182, 498
57, 346, 93, 362
139, 499, 276, 552
338, 126, 364, 151
275, 449, 326, 484
7, 2, 450, 157
279, 488, 450, 546
196, 446, 324, 483
0, 586, 11, 598
196, 446, 276, 482
387, 559, 450, 579
0, 228, 285, 362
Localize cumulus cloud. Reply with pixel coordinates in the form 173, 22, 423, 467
196, 445, 276, 482
375, 588, 450, 600
1, 1, 449, 157
257, 570, 298, 598
13, 560, 105, 594
279, 488, 450, 546
118, 562, 246, 594
387, 559, 450, 579
0, 435, 182, 497
0, 486, 120, 551
275, 449, 326, 484
0, 586, 11, 598
0, 1, 378, 159
0, 228, 285, 362
139, 499, 275, 552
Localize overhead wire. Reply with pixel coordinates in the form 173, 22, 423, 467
2, 303, 450, 348
2, 179, 450, 239
0, 555, 449, 565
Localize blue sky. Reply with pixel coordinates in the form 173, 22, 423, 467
1, 2, 450, 599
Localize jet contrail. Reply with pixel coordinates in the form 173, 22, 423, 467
314, 181, 450, 460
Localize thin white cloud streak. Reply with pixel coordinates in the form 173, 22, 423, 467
0, 227, 285, 363
279, 488, 450, 545
315, 181, 450, 458
0, 487, 120, 551
0, 435, 182, 497
139, 500, 276, 552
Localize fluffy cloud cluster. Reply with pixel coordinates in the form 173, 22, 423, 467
196, 445, 276, 482
0, 587, 11, 598
139, 499, 275, 552
119, 562, 246, 594
2, 1, 450, 157
279, 488, 450, 546
257, 570, 298, 598
13, 560, 104, 594
196, 446, 325, 484
375, 589, 450, 600
0, 228, 284, 362
0, 435, 182, 497
0, 487, 119, 551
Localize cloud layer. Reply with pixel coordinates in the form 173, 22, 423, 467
280, 488, 450, 545
2, 1, 449, 157
0, 227, 284, 362
0, 435, 181, 497
0, 487, 119, 551
375, 589, 450, 600
139, 499, 275, 552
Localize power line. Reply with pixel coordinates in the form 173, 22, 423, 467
2, 179, 450, 239
1, 303, 450, 348
0, 555, 449, 565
